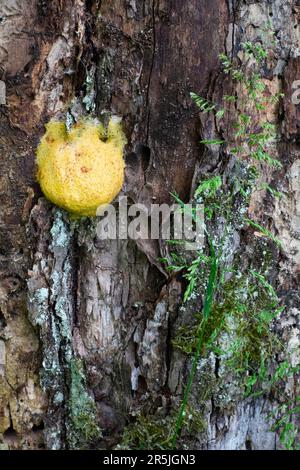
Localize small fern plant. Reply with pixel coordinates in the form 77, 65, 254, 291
168, 30, 297, 450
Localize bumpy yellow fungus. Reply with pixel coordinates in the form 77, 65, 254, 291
36, 118, 126, 216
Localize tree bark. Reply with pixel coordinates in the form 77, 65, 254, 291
0, 0, 299, 450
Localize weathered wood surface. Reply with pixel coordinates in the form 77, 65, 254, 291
0, 0, 299, 449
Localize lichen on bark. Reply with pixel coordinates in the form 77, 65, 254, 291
0, 0, 300, 450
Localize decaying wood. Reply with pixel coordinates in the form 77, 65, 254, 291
0, 0, 300, 449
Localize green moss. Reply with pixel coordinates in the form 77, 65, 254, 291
117, 408, 205, 450
168, 157, 284, 443
173, 267, 281, 378
181, 405, 206, 436
67, 358, 101, 449
167, 32, 296, 447
172, 306, 225, 356
117, 414, 174, 450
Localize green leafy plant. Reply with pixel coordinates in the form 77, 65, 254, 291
120, 28, 297, 451
245, 218, 282, 247
166, 29, 299, 450
194, 175, 222, 198
171, 243, 219, 447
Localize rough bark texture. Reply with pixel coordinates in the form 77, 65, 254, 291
0, 0, 299, 450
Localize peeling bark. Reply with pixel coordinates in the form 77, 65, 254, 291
0, 0, 300, 450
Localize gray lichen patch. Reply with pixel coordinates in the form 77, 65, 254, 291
27, 206, 102, 449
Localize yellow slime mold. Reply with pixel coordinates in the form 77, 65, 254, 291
36, 118, 126, 217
